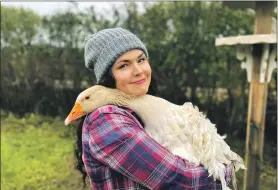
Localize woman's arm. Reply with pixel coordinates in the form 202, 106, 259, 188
84, 105, 231, 189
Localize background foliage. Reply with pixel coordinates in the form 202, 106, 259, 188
1, 2, 276, 189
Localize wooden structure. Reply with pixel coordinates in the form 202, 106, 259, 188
215, 1, 277, 190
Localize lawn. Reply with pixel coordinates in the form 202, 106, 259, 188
1, 112, 90, 190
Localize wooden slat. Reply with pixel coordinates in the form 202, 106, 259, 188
215, 34, 276, 46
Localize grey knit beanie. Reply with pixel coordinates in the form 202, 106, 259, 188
84, 27, 149, 83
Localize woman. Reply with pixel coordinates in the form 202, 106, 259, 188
75, 27, 232, 189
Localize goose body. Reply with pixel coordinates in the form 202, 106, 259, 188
65, 85, 246, 190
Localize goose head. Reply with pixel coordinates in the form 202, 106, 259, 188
64, 85, 136, 125
65, 85, 114, 125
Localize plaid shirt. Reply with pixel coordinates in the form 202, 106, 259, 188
82, 105, 232, 190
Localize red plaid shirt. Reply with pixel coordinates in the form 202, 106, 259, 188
82, 105, 232, 190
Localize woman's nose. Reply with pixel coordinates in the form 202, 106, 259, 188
133, 63, 143, 75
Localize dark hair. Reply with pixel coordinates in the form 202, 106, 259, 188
74, 68, 158, 187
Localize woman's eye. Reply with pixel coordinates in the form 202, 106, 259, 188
138, 58, 146, 63
119, 64, 128, 69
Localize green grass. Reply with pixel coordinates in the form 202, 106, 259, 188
1, 111, 276, 190
1, 112, 90, 190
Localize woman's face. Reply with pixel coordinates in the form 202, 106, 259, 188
111, 49, 152, 96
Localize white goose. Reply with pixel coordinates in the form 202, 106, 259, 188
65, 85, 246, 190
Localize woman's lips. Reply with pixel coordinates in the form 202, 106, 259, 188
134, 78, 146, 84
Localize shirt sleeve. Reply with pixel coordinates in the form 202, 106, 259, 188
84, 105, 228, 189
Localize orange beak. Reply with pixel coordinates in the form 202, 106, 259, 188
64, 103, 86, 126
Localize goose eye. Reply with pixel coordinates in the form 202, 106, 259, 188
85, 96, 90, 100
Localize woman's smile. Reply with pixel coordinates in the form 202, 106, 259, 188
133, 78, 146, 84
